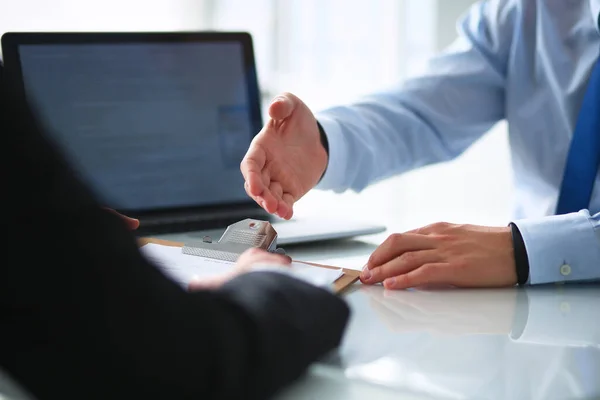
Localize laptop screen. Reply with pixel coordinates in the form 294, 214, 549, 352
5, 33, 262, 214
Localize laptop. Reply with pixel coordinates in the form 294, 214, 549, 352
1, 31, 386, 245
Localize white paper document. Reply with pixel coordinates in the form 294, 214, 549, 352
315, 255, 369, 271
141, 243, 237, 286
141, 243, 342, 288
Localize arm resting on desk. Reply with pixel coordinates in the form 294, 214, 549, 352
0, 71, 349, 400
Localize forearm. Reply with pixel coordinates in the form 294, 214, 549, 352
315, 1, 512, 193
315, 92, 467, 192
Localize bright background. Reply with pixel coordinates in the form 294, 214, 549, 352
0, 0, 512, 234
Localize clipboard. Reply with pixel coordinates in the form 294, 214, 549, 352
138, 236, 360, 294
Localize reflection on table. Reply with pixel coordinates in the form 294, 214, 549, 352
325, 284, 600, 400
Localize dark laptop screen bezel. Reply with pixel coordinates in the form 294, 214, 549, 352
1, 31, 266, 221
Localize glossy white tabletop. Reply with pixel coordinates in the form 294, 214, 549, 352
0, 235, 597, 400
277, 237, 600, 400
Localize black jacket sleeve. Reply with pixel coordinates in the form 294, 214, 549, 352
0, 71, 349, 400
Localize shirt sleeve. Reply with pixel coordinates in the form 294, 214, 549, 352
512, 210, 600, 284
315, 0, 518, 192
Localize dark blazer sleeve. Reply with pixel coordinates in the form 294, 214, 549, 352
0, 72, 349, 400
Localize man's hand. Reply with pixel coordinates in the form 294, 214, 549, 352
360, 223, 517, 289
188, 248, 292, 291
240, 93, 328, 220
105, 208, 139, 230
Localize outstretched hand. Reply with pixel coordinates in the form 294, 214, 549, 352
241, 93, 328, 219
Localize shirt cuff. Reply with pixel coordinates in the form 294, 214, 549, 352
314, 115, 349, 192
512, 211, 600, 284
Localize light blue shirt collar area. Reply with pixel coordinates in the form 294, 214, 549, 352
591, 0, 600, 31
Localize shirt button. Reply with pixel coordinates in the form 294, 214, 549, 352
560, 263, 572, 276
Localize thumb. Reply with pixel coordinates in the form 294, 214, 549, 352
122, 215, 140, 230
104, 207, 140, 230
188, 273, 233, 291
268, 92, 298, 121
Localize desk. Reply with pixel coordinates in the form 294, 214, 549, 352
276, 237, 600, 400
2, 236, 596, 400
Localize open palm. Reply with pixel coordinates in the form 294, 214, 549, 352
241, 93, 328, 219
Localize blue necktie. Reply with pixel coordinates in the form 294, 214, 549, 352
556, 53, 600, 214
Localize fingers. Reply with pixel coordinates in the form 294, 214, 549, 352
270, 181, 283, 199
236, 247, 292, 271
188, 249, 291, 292
240, 145, 267, 197
104, 208, 140, 230
269, 181, 289, 218
280, 193, 295, 220
244, 177, 294, 219
382, 263, 452, 290
188, 274, 232, 291
268, 92, 298, 121
122, 215, 140, 230
367, 233, 435, 270
260, 169, 279, 213
361, 249, 439, 285
240, 145, 279, 213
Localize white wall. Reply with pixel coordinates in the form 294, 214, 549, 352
397, 0, 513, 230
0, 0, 207, 34
436, 0, 478, 49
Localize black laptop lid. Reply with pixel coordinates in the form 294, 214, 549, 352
1, 32, 264, 222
